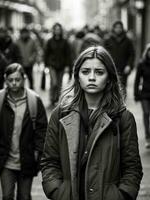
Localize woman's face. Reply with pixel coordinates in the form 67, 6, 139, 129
53, 25, 62, 36
5, 71, 24, 93
79, 58, 109, 95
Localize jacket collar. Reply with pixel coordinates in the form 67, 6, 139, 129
60, 109, 112, 130
60, 110, 113, 156
59, 110, 112, 194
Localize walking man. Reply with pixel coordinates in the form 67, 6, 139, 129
0, 63, 48, 200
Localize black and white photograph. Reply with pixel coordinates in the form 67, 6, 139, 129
0, 0, 149, 200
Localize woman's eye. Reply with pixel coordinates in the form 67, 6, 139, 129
95, 70, 104, 75
8, 79, 12, 82
16, 78, 21, 82
81, 70, 89, 75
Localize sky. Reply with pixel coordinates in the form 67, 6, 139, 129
61, 0, 86, 29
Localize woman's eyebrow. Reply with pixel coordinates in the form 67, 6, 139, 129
80, 67, 90, 69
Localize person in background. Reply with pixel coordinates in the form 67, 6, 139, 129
134, 43, 150, 148
80, 26, 103, 53
104, 20, 135, 97
73, 30, 85, 59
0, 27, 21, 66
0, 50, 8, 89
41, 46, 143, 200
44, 22, 72, 107
0, 63, 48, 200
17, 27, 38, 89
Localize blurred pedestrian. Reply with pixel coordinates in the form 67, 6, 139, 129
72, 30, 85, 60
134, 43, 150, 148
44, 22, 72, 107
0, 27, 21, 65
17, 27, 38, 89
41, 46, 143, 200
104, 20, 135, 97
80, 28, 103, 53
0, 63, 48, 200
0, 50, 8, 89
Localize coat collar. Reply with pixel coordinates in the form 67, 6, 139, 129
59, 110, 112, 197
60, 109, 112, 133
60, 110, 113, 162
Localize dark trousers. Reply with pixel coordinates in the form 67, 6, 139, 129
0, 168, 33, 200
141, 100, 150, 140
23, 66, 34, 89
49, 67, 64, 105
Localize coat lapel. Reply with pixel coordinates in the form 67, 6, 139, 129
60, 110, 80, 196
89, 112, 112, 152
81, 112, 112, 166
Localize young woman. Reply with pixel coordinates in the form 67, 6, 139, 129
0, 63, 48, 200
134, 43, 150, 148
41, 46, 143, 200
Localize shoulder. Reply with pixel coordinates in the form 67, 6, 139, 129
46, 37, 53, 45
26, 88, 44, 107
120, 109, 137, 131
62, 38, 70, 45
26, 88, 39, 98
125, 35, 133, 44
49, 105, 62, 121
121, 109, 135, 121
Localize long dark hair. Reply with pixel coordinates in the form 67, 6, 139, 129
60, 46, 125, 116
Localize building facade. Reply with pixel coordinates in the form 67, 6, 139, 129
0, 0, 48, 29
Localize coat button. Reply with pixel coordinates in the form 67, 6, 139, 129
89, 188, 94, 193
84, 151, 88, 155
101, 123, 105, 128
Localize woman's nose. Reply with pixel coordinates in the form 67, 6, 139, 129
12, 80, 16, 85
89, 71, 96, 80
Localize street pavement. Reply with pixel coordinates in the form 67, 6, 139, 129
0, 65, 150, 199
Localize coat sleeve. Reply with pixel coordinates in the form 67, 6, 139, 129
127, 39, 135, 70
119, 110, 143, 200
40, 107, 63, 199
34, 97, 48, 153
134, 62, 142, 100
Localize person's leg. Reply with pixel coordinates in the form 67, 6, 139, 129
16, 174, 33, 200
141, 100, 150, 147
24, 66, 34, 89
49, 68, 57, 106
55, 69, 64, 103
0, 168, 17, 200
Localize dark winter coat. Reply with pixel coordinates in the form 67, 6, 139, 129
104, 32, 135, 74
0, 91, 48, 177
44, 36, 71, 70
17, 37, 38, 67
0, 51, 8, 89
134, 58, 150, 100
134, 44, 150, 100
41, 106, 143, 200
0, 37, 22, 65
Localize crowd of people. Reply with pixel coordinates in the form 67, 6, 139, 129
0, 19, 149, 199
